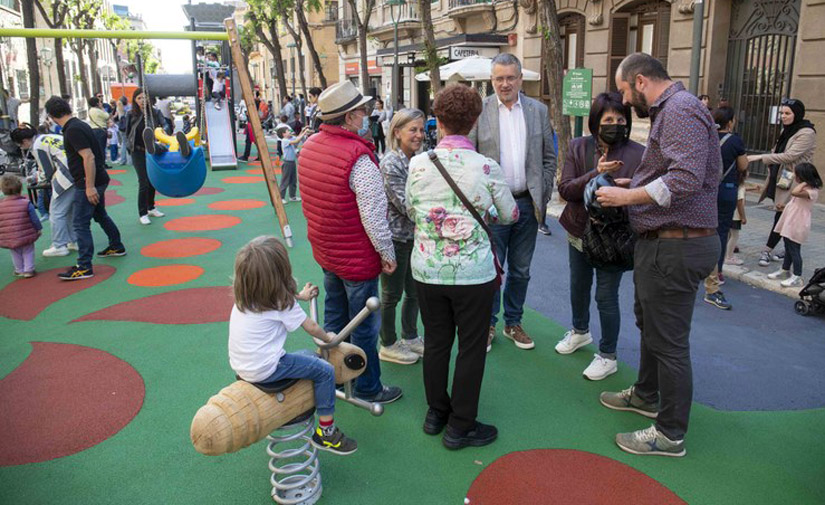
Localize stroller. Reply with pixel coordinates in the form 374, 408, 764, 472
795, 268, 825, 316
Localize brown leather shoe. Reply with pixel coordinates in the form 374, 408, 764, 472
504, 325, 535, 350
487, 326, 496, 353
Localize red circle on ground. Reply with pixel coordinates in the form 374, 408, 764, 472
127, 265, 204, 287
192, 187, 225, 196
155, 198, 196, 207
141, 238, 222, 258
105, 189, 124, 206
164, 214, 241, 232
246, 168, 262, 174
109, 179, 123, 186
222, 176, 265, 184
0, 342, 145, 466
107, 169, 127, 175
208, 199, 267, 210
466, 449, 685, 505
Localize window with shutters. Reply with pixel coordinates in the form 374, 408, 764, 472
608, 1, 671, 91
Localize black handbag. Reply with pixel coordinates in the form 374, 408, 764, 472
427, 150, 504, 288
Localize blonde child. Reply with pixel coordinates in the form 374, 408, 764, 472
0, 175, 42, 278
229, 236, 357, 455
767, 163, 822, 287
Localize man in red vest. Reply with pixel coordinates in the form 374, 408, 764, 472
299, 81, 402, 404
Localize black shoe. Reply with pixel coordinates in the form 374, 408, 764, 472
423, 408, 449, 435
58, 265, 94, 281
143, 128, 157, 155
356, 385, 403, 404
310, 426, 358, 455
97, 246, 127, 257
538, 224, 552, 236
442, 422, 498, 450
176, 131, 191, 158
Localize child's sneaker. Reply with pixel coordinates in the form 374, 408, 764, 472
311, 426, 357, 455
781, 275, 803, 288
143, 128, 157, 155
758, 251, 772, 267
21, 271, 36, 278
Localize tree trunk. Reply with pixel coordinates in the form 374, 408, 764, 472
55, 39, 68, 96
419, 0, 441, 100
295, 1, 327, 88
348, 0, 375, 96
73, 40, 91, 100
281, 17, 308, 102
87, 40, 102, 95
262, 24, 289, 101
540, 0, 570, 179
22, 0, 41, 126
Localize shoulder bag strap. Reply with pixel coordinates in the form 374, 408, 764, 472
427, 150, 504, 276
719, 133, 736, 180
584, 135, 597, 174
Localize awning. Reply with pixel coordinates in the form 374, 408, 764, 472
415, 55, 541, 82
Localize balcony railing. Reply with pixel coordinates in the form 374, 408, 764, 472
448, 0, 492, 8
336, 19, 358, 42
382, 0, 420, 22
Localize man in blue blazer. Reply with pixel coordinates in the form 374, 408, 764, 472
469, 53, 557, 352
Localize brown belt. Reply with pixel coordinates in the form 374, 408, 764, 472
639, 228, 716, 240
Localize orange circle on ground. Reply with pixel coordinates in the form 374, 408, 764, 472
155, 198, 196, 207
164, 214, 241, 232
107, 169, 126, 175
246, 168, 262, 174
208, 199, 267, 210
127, 265, 204, 287
141, 238, 222, 258
222, 176, 265, 184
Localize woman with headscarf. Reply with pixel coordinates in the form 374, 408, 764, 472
748, 98, 816, 267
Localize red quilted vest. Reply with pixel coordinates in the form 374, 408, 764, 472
0, 195, 39, 249
298, 124, 381, 281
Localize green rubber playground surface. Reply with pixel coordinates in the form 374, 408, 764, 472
1, 148, 824, 504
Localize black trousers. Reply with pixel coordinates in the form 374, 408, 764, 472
766, 210, 783, 250
131, 150, 157, 217
416, 279, 497, 432
632, 235, 719, 440
93, 128, 108, 163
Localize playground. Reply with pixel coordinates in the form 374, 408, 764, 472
1, 22, 825, 505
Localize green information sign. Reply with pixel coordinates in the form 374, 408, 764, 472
563, 68, 593, 117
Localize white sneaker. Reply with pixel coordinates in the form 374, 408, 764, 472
66, 242, 79, 251
555, 330, 592, 355
290, 196, 302, 202
214, 102, 221, 110
724, 256, 744, 266
583, 354, 618, 381
781, 275, 803, 288
403, 336, 424, 357
139, 215, 151, 225
379, 341, 419, 365
148, 208, 165, 218
42, 245, 70, 257
767, 269, 789, 280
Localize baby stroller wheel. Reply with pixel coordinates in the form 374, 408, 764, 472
794, 300, 811, 316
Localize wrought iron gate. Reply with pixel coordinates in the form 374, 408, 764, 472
722, 0, 801, 177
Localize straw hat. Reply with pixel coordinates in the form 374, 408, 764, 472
317, 81, 373, 120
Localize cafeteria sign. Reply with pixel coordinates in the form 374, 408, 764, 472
563, 68, 593, 117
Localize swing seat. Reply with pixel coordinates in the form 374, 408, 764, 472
146, 144, 207, 198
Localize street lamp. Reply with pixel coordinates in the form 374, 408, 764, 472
388, 0, 406, 110
41, 45, 54, 97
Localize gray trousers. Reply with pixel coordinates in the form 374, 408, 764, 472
632, 234, 719, 440
279, 160, 297, 199
49, 187, 77, 248
379, 239, 419, 346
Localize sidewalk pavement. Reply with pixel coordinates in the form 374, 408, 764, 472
545, 188, 825, 299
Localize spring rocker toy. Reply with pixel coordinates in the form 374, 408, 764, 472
190, 296, 383, 504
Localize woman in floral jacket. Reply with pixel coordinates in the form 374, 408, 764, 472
405, 85, 517, 450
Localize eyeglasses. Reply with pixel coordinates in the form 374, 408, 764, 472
780, 98, 797, 107
492, 75, 521, 85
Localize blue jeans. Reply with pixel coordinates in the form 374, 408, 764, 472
490, 196, 539, 326
322, 270, 382, 397
258, 352, 336, 416
72, 184, 123, 269
49, 188, 77, 248
568, 243, 624, 356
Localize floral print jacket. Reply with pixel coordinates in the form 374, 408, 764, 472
405, 135, 519, 285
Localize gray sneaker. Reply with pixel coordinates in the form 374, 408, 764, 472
615, 425, 685, 457
403, 336, 424, 357
599, 387, 658, 419
379, 341, 418, 365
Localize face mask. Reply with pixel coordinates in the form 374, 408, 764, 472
598, 124, 627, 145
358, 116, 370, 137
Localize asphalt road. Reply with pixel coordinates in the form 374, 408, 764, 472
525, 219, 825, 411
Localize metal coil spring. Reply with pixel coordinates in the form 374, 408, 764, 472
266, 416, 322, 505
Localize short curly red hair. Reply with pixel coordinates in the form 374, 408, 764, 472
432, 84, 483, 136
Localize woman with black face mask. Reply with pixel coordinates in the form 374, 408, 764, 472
556, 92, 645, 381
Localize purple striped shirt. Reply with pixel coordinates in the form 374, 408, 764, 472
629, 82, 721, 233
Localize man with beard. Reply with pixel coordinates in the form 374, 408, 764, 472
595, 53, 720, 457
